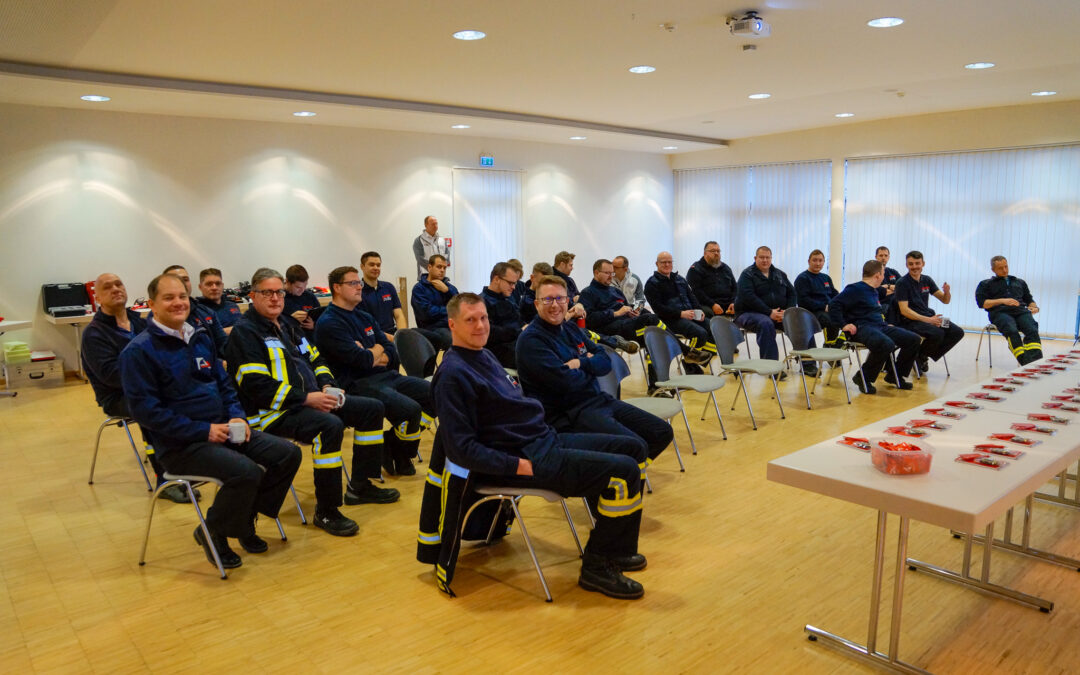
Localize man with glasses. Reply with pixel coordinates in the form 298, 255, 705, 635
359, 251, 406, 341
226, 268, 399, 538
644, 252, 715, 371
734, 246, 797, 363
317, 266, 436, 477
611, 256, 645, 308
481, 261, 524, 368
410, 254, 458, 352
686, 242, 737, 319
161, 265, 228, 358
517, 276, 672, 469
196, 268, 242, 334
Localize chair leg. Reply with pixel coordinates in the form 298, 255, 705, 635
888, 352, 901, 389
738, 372, 757, 430
121, 419, 153, 491
709, 392, 727, 440
559, 499, 585, 556
798, 362, 813, 410
839, 361, 852, 404
508, 498, 553, 602
290, 485, 307, 525
976, 328, 985, 361
680, 407, 697, 456
668, 422, 686, 471
770, 374, 787, 418
274, 517, 287, 541
89, 417, 112, 486
643, 472, 653, 494
188, 483, 228, 580
729, 373, 745, 411
581, 497, 596, 528
942, 353, 951, 377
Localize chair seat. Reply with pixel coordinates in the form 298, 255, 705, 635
655, 374, 725, 393
474, 485, 562, 502
624, 396, 683, 420
792, 347, 849, 361
721, 359, 786, 376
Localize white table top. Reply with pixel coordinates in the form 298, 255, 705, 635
42, 313, 94, 326
768, 358, 1080, 533
0, 320, 32, 333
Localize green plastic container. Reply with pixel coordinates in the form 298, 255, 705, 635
3, 341, 31, 364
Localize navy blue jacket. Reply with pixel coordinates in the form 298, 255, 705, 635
410, 274, 459, 330
81, 308, 147, 409
579, 278, 632, 330
519, 287, 538, 323
829, 281, 886, 330
482, 287, 522, 349
735, 265, 797, 315
554, 269, 580, 299
361, 279, 402, 335
975, 275, 1035, 318
314, 303, 399, 388
893, 273, 939, 322
432, 346, 556, 476
196, 296, 242, 329
877, 266, 902, 305
119, 321, 244, 456
516, 316, 612, 417
794, 270, 838, 312
686, 257, 738, 310
644, 271, 697, 324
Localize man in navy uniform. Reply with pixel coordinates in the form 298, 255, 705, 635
975, 255, 1042, 365
410, 254, 458, 352
893, 251, 964, 372
359, 251, 406, 340
793, 249, 843, 377
686, 241, 737, 319
196, 267, 242, 334
734, 246, 797, 363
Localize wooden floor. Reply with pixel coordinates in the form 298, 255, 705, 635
3, 336, 1080, 673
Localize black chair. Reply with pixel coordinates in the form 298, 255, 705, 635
395, 328, 438, 379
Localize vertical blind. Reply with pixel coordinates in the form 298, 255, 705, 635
843, 144, 1080, 335
451, 168, 525, 295
674, 161, 831, 277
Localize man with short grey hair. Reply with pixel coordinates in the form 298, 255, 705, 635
611, 256, 645, 307
412, 215, 450, 279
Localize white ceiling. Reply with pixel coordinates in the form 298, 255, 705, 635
1, 0, 1077, 154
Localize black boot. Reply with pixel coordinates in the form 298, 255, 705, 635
578, 552, 644, 599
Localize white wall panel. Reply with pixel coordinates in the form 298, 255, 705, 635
451, 168, 524, 294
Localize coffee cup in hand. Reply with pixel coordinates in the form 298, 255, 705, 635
228, 421, 247, 443
693, 309, 705, 321
325, 387, 346, 408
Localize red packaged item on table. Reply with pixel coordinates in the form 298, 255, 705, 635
982, 384, 1017, 392
956, 453, 1007, 470
1012, 372, 1037, 379
885, 426, 929, 438
908, 419, 950, 430
974, 444, 1024, 459
837, 436, 871, 451
923, 407, 965, 419
1010, 422, 1056, 435
1029, 413, 1069, 424
946, 400, 981, 410
1050, 395, 1080, 402
993, 377, 1025, 385
989, 433, 1041, 447
1042, 402, 1080, 412
967, 392, 1004, 401
871, 439, 933, 475
1062, 387, 1080, 394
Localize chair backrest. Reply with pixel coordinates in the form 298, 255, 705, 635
709, 316, 742, 365
781, 307, 821, 350
643, 326, 679, 381
395, 328, 437, 377
595, 345, 630, 398
307, 304, 328, 325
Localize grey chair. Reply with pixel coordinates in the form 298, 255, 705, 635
911, 336, 951, 379
781, 307, 852, 408
844, 340, 902, 391
643, 326, 727, 441
739, 324, 790, 365
596, 344, 687, 474
395, 328, 437, 379
975, 323, 998, 368
89, 415, 153, 490
462, 486, 586, 602
709, 316, 786, 429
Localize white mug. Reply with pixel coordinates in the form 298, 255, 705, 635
325, 387, 346, 408
693, 309, 705, 321
228, 421, 247, 443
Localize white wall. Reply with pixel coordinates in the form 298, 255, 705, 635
0, 103, 673, 370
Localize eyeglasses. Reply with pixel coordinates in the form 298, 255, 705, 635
252, 289, 286, 298
538, 295, 570, 306
337, 280, 363, 288
656, 260, 674, 265
498, 277, 517, 286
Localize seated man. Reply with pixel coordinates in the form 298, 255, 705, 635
553, 250, 581, 302
359, 251, 406, 341
829, 260, 921, 393
734, 246, 797, 364
433, 292, 647, 599
318, 266, 436, 476
226, 268, 399, 538
686, 241, 737, 318
410, 254, 458, 352
506, 258, 528, 306
162, 265, 228, 357
874, 246, 902, 311
82, 272, 193, 504
643, 252, 716, 369
518, 276, 672, 467
893, 250, 964, 372
481, 262, 524, 368
975, 255, 1042, 365
520, 262, 553, 324
611, 255, 645, 308
196, 267, 242, 334
283, 264, 321, 338
793, 249, 843, 376
120, 273, 302, 570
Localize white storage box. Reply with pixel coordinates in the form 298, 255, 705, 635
3, 359, 65, 389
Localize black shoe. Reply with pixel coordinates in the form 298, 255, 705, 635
160, 484, 201, 503
238, 533, 268, 554
381, 451, 397, 477
609, 552, 647, 572
802, 364, 819, 378
917, 357, 930, 373
683, 362, 705, 375
395, 457, 417, 476
344, 481, 401, 505
883, 371, 913, 390
611, 335, 639, 354
193, 526, 242, 569
684, 349, 710, 365
777, 371, 788, 382
579, 553, 644, 599
313, 507, 359, 537
853, 372, 877, 395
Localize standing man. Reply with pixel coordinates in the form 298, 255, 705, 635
481, 262, 524, 368
120, 273, 302, 570
412, 215, 450, 279
794, 249, 843, 377
685, 242, 737, 318
283, 264, 321, 338
829, 260, 921, 394
875, 246, 902, 310
196, 268, 242, 334
161, 265, 228, 358
317, 266, 436, 477
553, 251, 581, 302
643, 252, 715, 368
611, 256, 645, 308
734, 246, 797, 362
410, 254, 458, 352
359, 251, 406, 341
976, 255, 1042, 365
433, 293, 647, 599
226, 268, 399, 538
893, 250, 964, 372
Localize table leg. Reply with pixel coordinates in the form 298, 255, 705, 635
73, 323, 87, 382
958, 495, 1080, 572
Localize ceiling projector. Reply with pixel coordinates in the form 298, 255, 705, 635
729, 12, 771, 38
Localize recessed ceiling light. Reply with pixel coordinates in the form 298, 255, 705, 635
453, 30, 486, 41
748, 93, 771, 99
965, 62, 995, 70
1031, 90, 1057, 97
293, 111, 316, 117
662, 146, 678, 150
867, 17, 904, 28
80, 95, 110, 102
628, 65, 656, 74
835, 112, 855, 118
569, 136, 587, 140
451, 124, 470, 129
